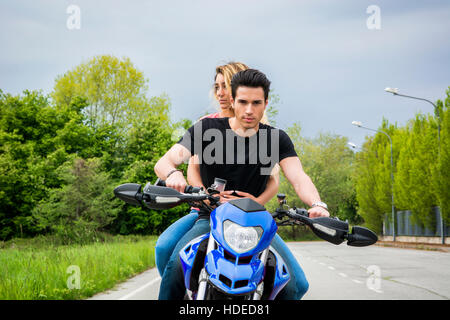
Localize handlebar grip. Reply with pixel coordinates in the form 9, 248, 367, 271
295, 207, 309, 217
284, 208, 310, 221
155, 178, 202, 194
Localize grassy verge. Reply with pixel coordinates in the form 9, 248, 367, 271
0, 235, 157, 300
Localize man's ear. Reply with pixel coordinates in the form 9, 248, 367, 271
230, 97, 235, 109
264, 99, 269, 110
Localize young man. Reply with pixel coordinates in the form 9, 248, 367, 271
154, 69, 329, 300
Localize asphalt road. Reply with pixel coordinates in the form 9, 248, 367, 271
89, 241, 450, 300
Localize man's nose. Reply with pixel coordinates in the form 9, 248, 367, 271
244, 103, 253, 114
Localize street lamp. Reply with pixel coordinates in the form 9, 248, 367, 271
352, 121, 396, 241
384, 87, 440, 149
384, 87, 444, 244
347, 142, 361, 152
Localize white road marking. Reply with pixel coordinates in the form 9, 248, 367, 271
338, 273, 348, 278
328, 266, 336, 270
352, 279, 363, 284
118, 276, 161, 300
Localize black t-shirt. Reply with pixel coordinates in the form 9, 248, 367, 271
177, 117, 297, 201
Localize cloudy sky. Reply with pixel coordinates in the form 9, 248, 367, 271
1, 0, 449, 147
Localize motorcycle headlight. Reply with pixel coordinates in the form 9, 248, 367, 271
223, 220, 263, 254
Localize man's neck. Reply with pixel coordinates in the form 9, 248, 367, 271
228, 117, 260, 137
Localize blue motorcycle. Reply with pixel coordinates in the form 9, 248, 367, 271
114, 179, 377, 300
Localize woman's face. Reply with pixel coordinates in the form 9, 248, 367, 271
214, 73, 232, 110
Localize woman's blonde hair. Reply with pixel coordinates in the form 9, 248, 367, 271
213, 61, 269, 124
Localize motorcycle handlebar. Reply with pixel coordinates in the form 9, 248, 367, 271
285, 208, 309, 220
155, 178, 202, 194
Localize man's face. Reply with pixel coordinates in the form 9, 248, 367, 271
231, 86, 268, 130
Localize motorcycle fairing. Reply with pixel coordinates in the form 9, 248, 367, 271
179, 233, 291, 298
179, 233, 209, 291
211, 201, 278, 258
179, 199, 290, 298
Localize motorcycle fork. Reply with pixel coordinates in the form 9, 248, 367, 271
196, 234, 270, 300
252, 248, 269, 300
196, 232, 215, 300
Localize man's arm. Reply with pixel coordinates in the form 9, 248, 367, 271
279, 156, 329, 218
154, 143, 192, 193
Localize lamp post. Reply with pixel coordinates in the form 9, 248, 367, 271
385, 88, 444, 244
352, 121, 396, 241
348, 142, 362, 153
384, 88, 441, 148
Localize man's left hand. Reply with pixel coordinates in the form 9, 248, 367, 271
233, 191, 264, 205
308, 206, 330, 218
219, 190, 241, 203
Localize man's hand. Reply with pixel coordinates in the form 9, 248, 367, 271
218, 190, 240, 203
308, 206, 330, 218
233, 191, 263, 205
166, 170, 187, 193
219, 190, 265, 206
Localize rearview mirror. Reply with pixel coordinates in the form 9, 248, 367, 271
347, 226, 378, 247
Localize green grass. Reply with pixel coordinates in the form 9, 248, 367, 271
0, 235, 157, 300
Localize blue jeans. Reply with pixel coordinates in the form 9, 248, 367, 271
271, 234, 309, 300
158, 219, 309, 300
155, 210, 199, 276
159, 218, 211, 300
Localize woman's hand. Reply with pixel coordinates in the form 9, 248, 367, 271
166, 170, 187, 193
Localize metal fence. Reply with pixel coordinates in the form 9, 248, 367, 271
383, 206, 449, 237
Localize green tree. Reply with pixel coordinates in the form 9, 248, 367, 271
355, 87, 450, 233
434, 88, 450, 223
266, 123, 360, 230
266, 91, 280, 126
399, 115, 438, 228
0, 91, 78, 239
111, 116, 191, 235
33, 157, 120, 244
354, 136, 384, 233
353, 119, 399, 233
52, 55, 169, 132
